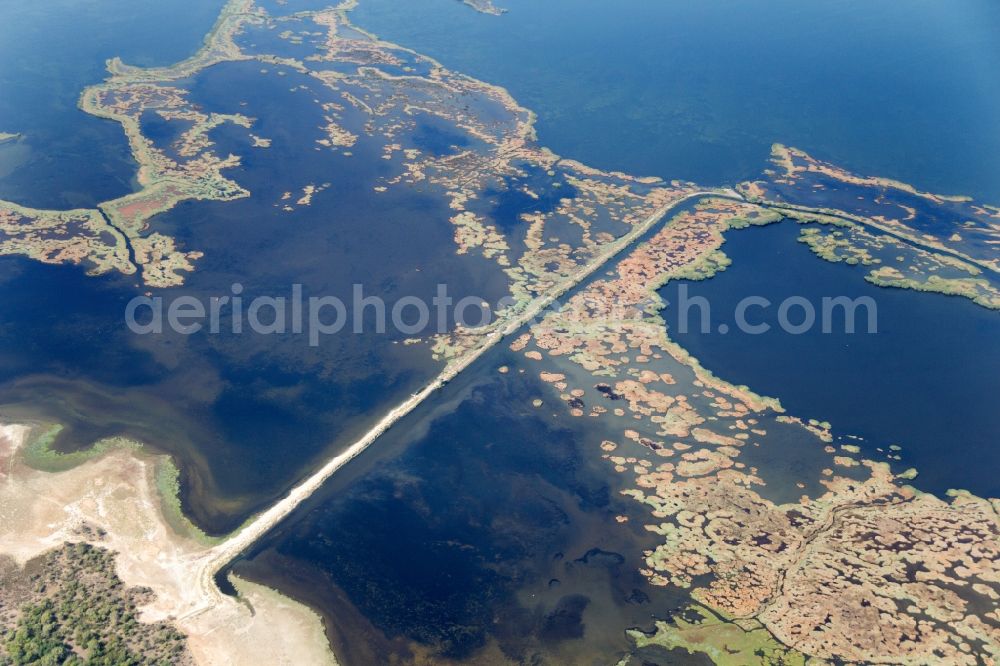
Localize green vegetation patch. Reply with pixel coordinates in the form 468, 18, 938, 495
21, 426, 140, 474
20, 424, 219, 546
153, 458, 222, 546
0, 543, 191, 665
628, 604, 811, 665
866, 266, 1000, 310
798, 227, 878, 265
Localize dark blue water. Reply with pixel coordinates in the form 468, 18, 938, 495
411, 116, 471, 157
1, 1, 998, 660
0, 6, 515, 533
236, 353, 690, 664
346, 0, 1000, 497
0, 0, 225, 207
352, 0, 1000, 202
0, 51, 514, 532
662, 221, 1000, 497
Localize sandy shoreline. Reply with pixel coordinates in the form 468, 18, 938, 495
186, 188, 729, 602
0, 191, 721, 665
0, 424, 337, 666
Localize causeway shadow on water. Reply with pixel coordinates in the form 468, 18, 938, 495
0, 56, 513, 534
234, 349, 696, 665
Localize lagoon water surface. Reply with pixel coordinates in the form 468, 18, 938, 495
662, 221, 1000, 498
1, 0, 999, 661
352, 0, 1000, 201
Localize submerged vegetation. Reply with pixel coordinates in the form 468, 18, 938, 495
628, 604, 809, 665
20, 426, 140, 474
19, 425, 218, 546
0, 0, 997, 664
742, 144, 1000, 302
866, 266, 1000, 309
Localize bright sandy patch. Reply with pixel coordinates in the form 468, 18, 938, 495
0, 423, 337, 666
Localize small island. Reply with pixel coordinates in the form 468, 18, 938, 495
459, 0, 506, 15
